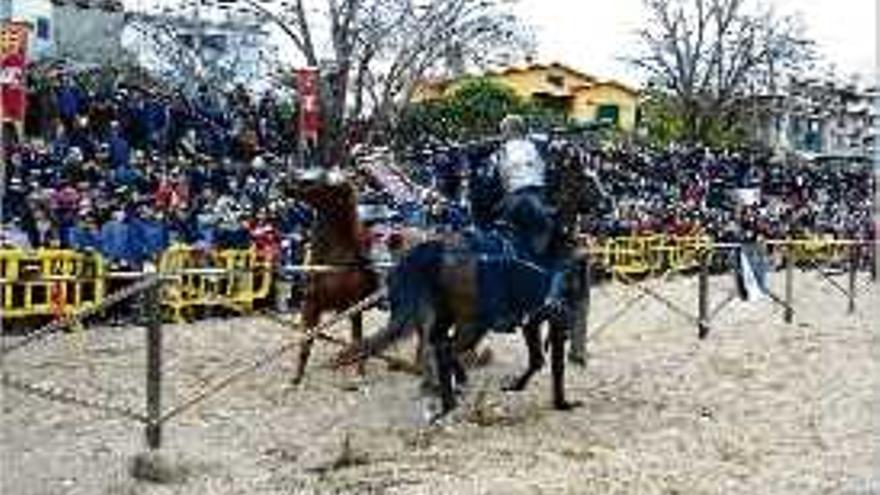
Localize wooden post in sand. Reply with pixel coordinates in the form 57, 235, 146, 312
130, 274, 178, 484
871, 241, 877, 282
569, 254, 590, 365
697, 250, 710, 339
145, 276, 163, 450
784, 246, 794, 324
848, 244, 858, 315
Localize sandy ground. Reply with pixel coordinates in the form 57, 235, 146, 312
1, 269, 878, 495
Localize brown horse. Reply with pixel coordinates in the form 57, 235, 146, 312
290, 168, 380, 384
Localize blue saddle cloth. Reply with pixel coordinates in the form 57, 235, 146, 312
459, 229, 552, 332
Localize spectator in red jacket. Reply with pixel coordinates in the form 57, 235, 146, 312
247, 209, 281, 262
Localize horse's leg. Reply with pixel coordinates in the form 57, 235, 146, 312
430, 318, 457, 418
451, 324, 490, 391
451, 354, 468, 393
414, 326, 424, 369
350, 312, 365, 377
549, 317, 580, 410
503, 320, 545, 392
293, 299, 320, 385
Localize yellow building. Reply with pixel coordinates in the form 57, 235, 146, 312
413, 62, 640, 131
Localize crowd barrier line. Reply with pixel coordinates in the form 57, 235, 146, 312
0, 249, 104, 319
0, 246, 272, 321
581, 234, 874, 279
2, 236, 873, 319
157, 244, 274, 322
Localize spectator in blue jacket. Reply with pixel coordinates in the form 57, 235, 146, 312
56, 76, 82, 128
100, 210, 135, 267
66, 215, 102, 252
108, 121, 131, 171
129, 209, 169, 264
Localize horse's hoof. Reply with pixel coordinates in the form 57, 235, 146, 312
418, 398, 443, 425
554, 400, 583, 411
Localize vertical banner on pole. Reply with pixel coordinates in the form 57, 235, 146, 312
0, 22, 29, 127
295, 68, 320, 143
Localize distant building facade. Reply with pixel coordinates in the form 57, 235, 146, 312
1, 0, 54, 59
751, 77, 878, 162
0, 0, 125, 62
413, 62, 641, 132
125, 10, 271, 89
51, 0, 125, 63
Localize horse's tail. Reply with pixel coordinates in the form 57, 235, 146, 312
333, 241, 444, 367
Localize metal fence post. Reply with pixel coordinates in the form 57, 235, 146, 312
145, 275, 163, 450
784, 246, 794, 324
869, 241, 877, 282
569, 254, 590, 365
872, 253, 877, 282
698, 250, 710, 339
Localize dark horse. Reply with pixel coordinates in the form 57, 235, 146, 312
336, 140, 609, 419
290, 168, 380, 384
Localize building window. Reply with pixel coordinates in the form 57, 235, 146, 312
804, 120, 823, 152
597, 104, 620, 126
36, 17, 50, 40
546, 74, 564, 88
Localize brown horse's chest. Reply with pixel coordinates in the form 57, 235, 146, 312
307, 269, 379, 309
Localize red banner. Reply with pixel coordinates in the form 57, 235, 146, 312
295, 68, 320, 141
0, 22, 28, 124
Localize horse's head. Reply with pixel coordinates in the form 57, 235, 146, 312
287, 167, 358, 213
546, 143, 615, 218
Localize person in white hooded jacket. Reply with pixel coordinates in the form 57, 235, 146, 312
491, 114, 567, 313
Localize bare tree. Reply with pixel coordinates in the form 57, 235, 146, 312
120, 0, 530, 162
123, 2, 275, 93
630, 0, 814, 142
241, 0, 532, 165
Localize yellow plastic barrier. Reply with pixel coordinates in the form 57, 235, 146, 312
587, 234, 714, 279
666, 234, 712, 272
784, 236, 852, 265
0, 249, 104, 319
591, 234, 860, 277
214, 248, 273, 311
605, 235, 664, 277
158, 244, 273, 321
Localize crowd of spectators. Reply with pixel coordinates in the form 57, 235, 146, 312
1, 65, 874, 273
2, 66, 311, 270
584, 145, 875, 243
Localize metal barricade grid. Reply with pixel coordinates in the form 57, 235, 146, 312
1, 249, 104, 319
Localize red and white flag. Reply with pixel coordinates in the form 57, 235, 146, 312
0, 22, 29, 124
295, 68, 321, 141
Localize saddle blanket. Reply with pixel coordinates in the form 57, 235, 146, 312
460, 229, 552, 331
